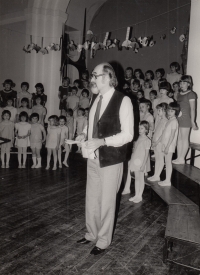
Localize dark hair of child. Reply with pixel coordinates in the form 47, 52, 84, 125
145, 70, 154, 80
59, 115, 66, 122
81, 71, 89, 79
155, 68, 165, 77
35, 83, 44, 93
137, 90, 144, 96
150, 90, 157, 97
134, 68, 144, 79
159, 81, 172, 93
21, 97, 29, 104
180, 75, 193, 90
156, 102, 168, 112
74, 79, 81, 87
6, 97, 14, 104
85, 107, 89, 112
19, 111, 29, 121
35, 95, 42, 102
81, 89, 89, 97
172, 81, 180, 87
140, 120, 149, 135
132, 79, 140, 86
66, 108, 73, 117
168, 102, 180, 117
62, 77, 70, 83
144, 79, 152, 88
139, 98, 151, 108
2, 79, 16, 88
126, 67, 133, 73
167, 89, 174, 98
71, 86, 78, 92
30, 113, 39, 120
78, 108, 85, 115
2, 110, 11, 119
170, 62, 180, 71
21, 82, 29, 89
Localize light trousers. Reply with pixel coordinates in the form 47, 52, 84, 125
85, 158, 123, 249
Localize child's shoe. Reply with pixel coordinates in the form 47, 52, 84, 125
52, 166, 57, 170
158, 180, 171, 186
63, 161, 69, 168
22, 164, 26, 168
133, 197, 142, 203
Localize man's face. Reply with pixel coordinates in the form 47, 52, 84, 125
90, 64, 106, 94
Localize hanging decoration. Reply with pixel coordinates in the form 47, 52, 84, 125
179, 34, 186, 42
122, 27, 131, 49
160, 34, 166, 40
23, 35, 61, 55
170, 27, 176, 34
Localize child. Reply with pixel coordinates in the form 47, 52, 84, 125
45, 115, 61, 170
66, 108, 74, 138
134, 68, 145, 88
15, 111, 31, 168
58, 116, 69, 168
148, 103, 168, 182
143, 79, 152, 100
173, 75, 198, 164
130, 79, 141, 95
149, 90, 157, 107
66, 86, 79, 118
136, 90, 145, 104
0, 110, 14, 168
79, 89, 90, 109
73, 79, 82, 97
75, 108, 88, 153
0, 79, 17, 107
124, 67, 133, 85
3, 98, 17, 122
166, 62, 182, 86
157, 102, 180, 186
82, 80, 92, 99
32, 83, 47, 107
154, 68, 165, 93
17, 98, 32, 121
128, 121, 151, 203
58, 77, 71, 111
17, 82, 32, 108
152, 82, 173, 119
32, 96, 47, 126
30, 113, 46, 168
139, 99, 154, 139
172, 82, 180, 101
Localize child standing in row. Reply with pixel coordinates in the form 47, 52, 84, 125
46, 116, 61, 170
15, 111, 31, 168
58, 116, 69, 168
158, 102, 180, 186
166, 62, 182, 86
32, 96, 46, 126
66, 87, 79, 118
0, 110, 14, 168
17, 98, 32, 121
0, 79, 17, 107
4, 98, 17, 122
79, 89, 90, 109
129, 121, 151, 203
17, 82, 32, 108
30, 113, 46, 168
148, 103, 168, 182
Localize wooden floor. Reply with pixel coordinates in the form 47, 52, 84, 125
0, 151, 200, 275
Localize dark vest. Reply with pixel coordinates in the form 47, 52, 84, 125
90, 91, 127, 168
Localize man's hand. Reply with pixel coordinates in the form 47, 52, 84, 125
86, 139, 104, 151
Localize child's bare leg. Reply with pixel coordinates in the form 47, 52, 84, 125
129, 171, 140, 201
22, 147, 27, 168
18, 147, 22, 168
46, 148, 51, 169
5, 148, 10, 168
52, 148, 57, 170
58, 147, 62, 167
63, 144, 69, 167
1, 149, 5, 167
35, 148, 42, 168
159, 153, 173, 186
122, 160, 131, 194
31, 148, 36, 168
138, 171, 145, 198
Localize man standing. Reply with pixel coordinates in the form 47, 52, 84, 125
77, 63, 134, 255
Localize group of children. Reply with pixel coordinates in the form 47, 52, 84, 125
121, 62, 198, 204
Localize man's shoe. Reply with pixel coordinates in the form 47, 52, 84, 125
90, 246, 105, 255
77, 238, 91, 244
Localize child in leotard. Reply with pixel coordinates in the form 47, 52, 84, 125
58, 116, 69, 168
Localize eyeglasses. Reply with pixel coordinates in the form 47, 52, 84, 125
90, 73, 105, 79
